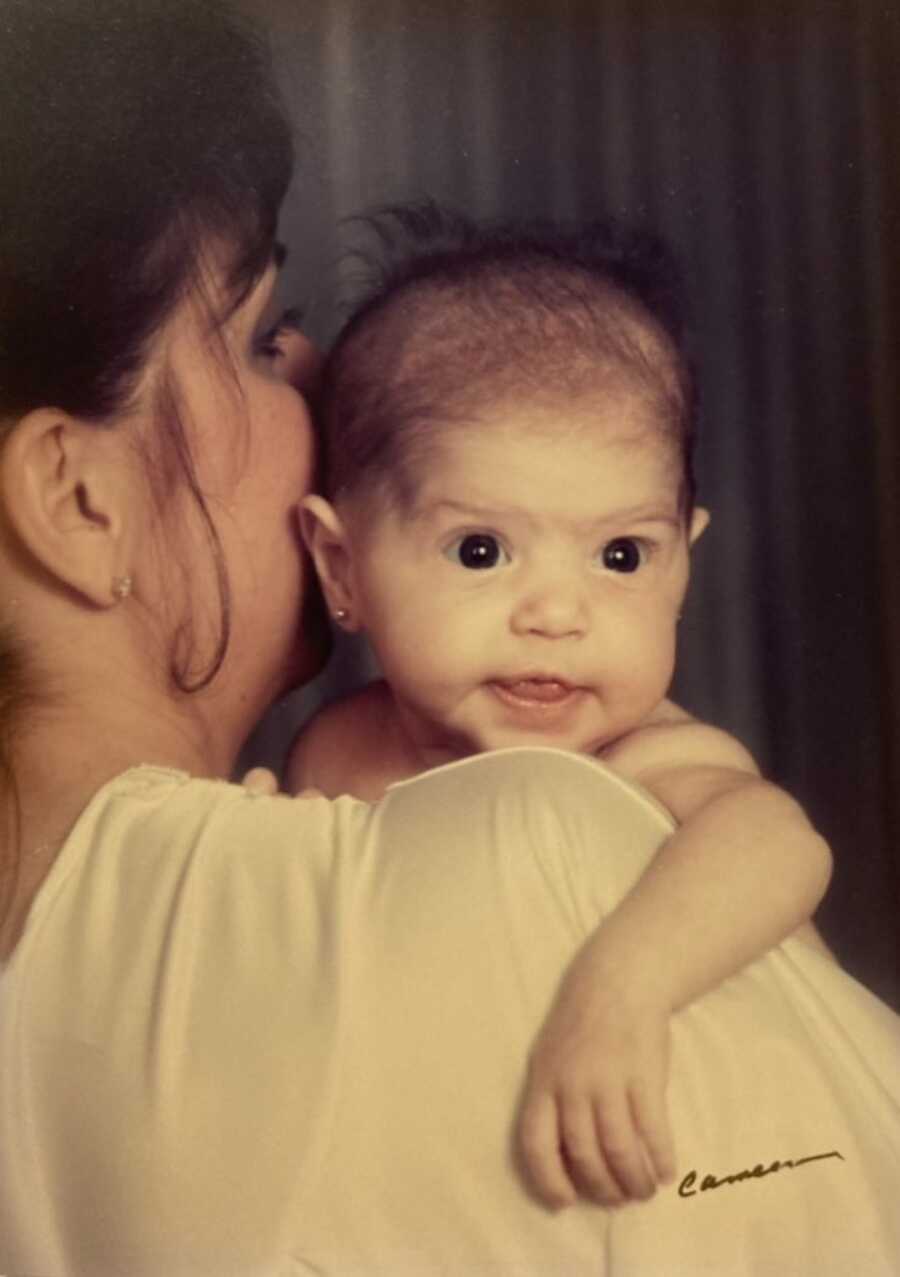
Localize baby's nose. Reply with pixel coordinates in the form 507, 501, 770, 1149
509, 576, 589, 639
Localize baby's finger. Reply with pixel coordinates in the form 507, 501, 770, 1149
593, 1097, 656, 1202
240, 767, 279, 795
560, 1093, 625, 1206
518, 1089, 578, 1208
630, 1079, 677, 1185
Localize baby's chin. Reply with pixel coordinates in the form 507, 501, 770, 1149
451, 684, 611, 758
462, 723, 604, 759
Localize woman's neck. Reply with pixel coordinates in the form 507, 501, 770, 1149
0, 686, 238, 961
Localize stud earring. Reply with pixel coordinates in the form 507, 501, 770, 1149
333, 607, 349, 624
112, 574, 132, 602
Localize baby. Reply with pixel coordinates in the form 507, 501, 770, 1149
287, 206, 833, 1210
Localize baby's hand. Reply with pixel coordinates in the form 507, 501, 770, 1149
239, 767, 323, 799
240, 767, 280, 795
517, 966, 676, 1209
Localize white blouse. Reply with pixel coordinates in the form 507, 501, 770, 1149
1, 748, 898, 1275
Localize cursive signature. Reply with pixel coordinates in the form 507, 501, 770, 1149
679, 1149, 844, 1198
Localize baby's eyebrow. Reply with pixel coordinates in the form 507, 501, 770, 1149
422, 499, 521, 522
591, 504, 683, 529
420, 498, 681, 532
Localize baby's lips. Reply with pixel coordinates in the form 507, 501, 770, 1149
494, 678, 576, 704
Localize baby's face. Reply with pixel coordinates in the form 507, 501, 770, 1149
344, 400, 703, 758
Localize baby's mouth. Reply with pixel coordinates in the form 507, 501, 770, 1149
489, 677, 578, 706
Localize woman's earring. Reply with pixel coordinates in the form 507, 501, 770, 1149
333, 607, 349, 624
112, 574, 132, 602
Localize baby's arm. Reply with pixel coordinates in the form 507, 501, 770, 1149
518, 705, 833, 1210
600, 705, 833, 969
286, 680, 411, 800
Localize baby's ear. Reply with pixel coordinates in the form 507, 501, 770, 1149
688, 506, 710, 546
298, 496, 360, 631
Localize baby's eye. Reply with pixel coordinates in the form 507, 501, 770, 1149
600, 537, 647, 573
445, 533, 510, 570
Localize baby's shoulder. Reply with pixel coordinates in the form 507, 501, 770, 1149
286, 681, 397, 797
635, 697, 694, 729
601, 700, 759, 780
312, 680, 394, 735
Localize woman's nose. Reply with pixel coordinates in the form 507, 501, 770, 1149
279, 329, 324, 397
509, 575, 589, 639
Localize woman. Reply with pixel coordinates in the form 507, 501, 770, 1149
1, 2, 899, 1274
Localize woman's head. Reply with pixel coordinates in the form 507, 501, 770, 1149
1, 0, 292, 426
0, 0, 323, 719
0, 0, 324, 931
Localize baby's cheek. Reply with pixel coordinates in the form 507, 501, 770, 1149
377, 626, 460, 696
611, 620, 676, 694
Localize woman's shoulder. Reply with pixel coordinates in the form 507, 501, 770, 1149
17, 765, 368, 969
376, 746, 674, 904
100, 763, 364, 874
8, 762, 369, 1083
383, 745, 674, 826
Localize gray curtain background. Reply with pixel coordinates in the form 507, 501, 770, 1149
241, 0, 900, 1008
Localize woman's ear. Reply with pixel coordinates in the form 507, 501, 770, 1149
0, 408, 139, 607
689, 506, 711, 546
298, 495, 362, 632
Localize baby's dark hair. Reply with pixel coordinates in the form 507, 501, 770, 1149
319, 203, 698, 514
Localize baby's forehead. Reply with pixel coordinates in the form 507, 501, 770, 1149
416, 389, 682, 468
404, 401, 685, 514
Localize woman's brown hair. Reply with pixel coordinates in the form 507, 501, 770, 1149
0, 0, 293, 925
